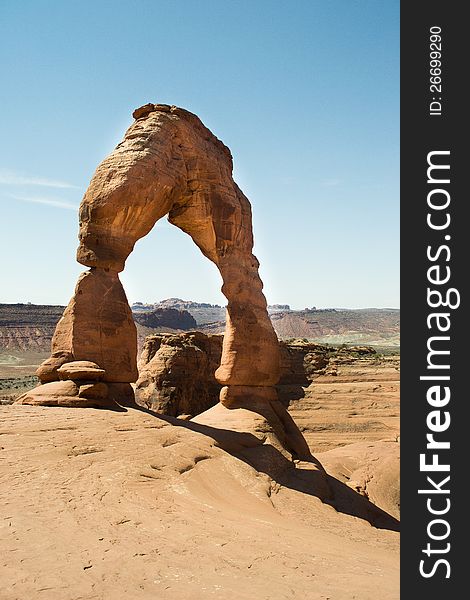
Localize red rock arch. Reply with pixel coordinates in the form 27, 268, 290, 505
19, 104, 311, 460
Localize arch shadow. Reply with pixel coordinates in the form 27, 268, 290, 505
124, 402, 400, 533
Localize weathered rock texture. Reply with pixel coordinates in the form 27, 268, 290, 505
136, 332, 223, 417
135, 333, 400, 515
135, 333, 339, 416
20, 103, 309, 459
135, 333, 378, 416
51, 269, 138, 384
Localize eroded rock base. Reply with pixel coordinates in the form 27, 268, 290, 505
193, 390, 315, 464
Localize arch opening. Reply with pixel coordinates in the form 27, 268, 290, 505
120, 216, 226, 312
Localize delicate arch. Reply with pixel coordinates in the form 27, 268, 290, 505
19, 104, 311, 460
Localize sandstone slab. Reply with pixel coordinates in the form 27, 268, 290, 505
78, 382, 109, 399
36, 351, 73, 383
57, 360, 105, 381
16, 380, 81, 406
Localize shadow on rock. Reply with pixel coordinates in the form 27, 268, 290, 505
125, 402, 399, 533
276, 383, 306, 407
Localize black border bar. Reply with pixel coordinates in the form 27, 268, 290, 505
401, 2, 466, 595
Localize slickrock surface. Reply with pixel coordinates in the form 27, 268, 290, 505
317, 440, 400, 520
0, 405, 399, 600
135, 334, 400, 452
134, 334, 400, 518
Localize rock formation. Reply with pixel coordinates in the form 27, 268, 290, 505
17, 103, 312, 461
132, 331, 400, 517
135, 332, 338, 416
136, 332, 223, 417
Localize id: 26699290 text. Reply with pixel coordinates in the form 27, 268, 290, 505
429, 26, 443, 116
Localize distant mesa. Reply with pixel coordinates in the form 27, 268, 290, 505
158, 298, 223, 310
132, 298, 223, 311
133, 300, 291, 313
133, 308, 196, 330
267, 304, 291, 312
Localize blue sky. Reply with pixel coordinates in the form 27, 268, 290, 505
0, 0, 399, 309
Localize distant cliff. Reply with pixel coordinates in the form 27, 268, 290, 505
0, 303, 197, 352
0, 304, 65, 351
0, 302, 400, 352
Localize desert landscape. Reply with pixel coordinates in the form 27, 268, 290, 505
0, 330, 400, 600
1, 329, 399, 600
0, 0, 408, 594
1, 103, 399, 599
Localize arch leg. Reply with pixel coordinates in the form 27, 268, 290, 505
169, 187, 313, 460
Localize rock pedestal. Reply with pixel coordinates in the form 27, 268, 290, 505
18, 103, 313, 460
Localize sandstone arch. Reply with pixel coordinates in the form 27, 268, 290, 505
18, 104, 312, 460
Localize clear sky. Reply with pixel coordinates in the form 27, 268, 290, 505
0, 0, 399, 309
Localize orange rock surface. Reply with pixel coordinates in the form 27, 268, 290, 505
22, 104, 308, 460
